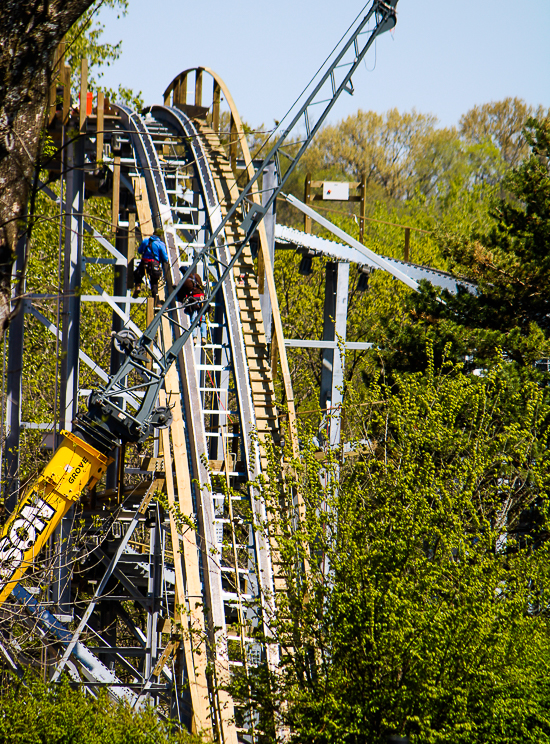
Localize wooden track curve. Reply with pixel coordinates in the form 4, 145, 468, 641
164, 67, 299, 456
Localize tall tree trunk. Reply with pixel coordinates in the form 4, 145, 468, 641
0, 0, 95, 330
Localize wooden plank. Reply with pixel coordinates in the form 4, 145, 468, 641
111, 154, 120, 233
312, 194, 361, 202
229, 115, 237, 173
79, 58, 88, 134
62, 63, 71, 125
132, 176, 154, 237
160, 411, 212, 738
311, 180, 361, 189
127, 213, 135, 290
304, 173, 312, 234
271, 327, 279, 380
96, 90, 104, 163
212, 82, 221, 132
152, 640, 179, 678
180, 73, 191, 106
360, 172, 367, 244
195, 69, 203, 107
161, 319, 237, 742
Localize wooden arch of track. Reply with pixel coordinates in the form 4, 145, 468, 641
163, 67, 298, 456
113, 69, 297, 741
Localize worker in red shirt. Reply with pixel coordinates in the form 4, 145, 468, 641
177, 271, 208, 340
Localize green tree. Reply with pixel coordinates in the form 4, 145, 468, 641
459, 97, 548, 168
374, 116, 550, 377
249, 353, 550, 744
297, 107, 505, 206
0, 672, 199, 743
64, 0, 143, 109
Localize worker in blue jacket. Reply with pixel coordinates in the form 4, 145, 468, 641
133, 228, 169, 302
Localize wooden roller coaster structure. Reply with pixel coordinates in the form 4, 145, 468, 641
0, 3, 403, 740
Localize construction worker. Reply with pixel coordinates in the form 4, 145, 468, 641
133, 228, 169, 302
177, 271, 208, 340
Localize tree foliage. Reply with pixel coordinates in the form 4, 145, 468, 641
377, 116, 550, 377
0, 672, 199, 743
299, 108, 505, 204
459, 97, 548, 169
248, 353, 550, 744
64, 0, 143, 109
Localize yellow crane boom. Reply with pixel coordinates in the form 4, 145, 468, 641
0, 431, 111, 606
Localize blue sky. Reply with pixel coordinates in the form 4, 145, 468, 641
96, 0, 549, 129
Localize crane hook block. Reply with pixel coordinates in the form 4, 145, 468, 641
0, 431, 112, 608
113, 328, 139, 355
150, 406, 173, 430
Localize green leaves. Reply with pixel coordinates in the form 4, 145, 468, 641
65, 0, 143, 110
0, 673, 200, 743
250, 361, 550, 744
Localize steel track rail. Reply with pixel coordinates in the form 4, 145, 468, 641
106, 104, 278, 739
149, 104, 278, 670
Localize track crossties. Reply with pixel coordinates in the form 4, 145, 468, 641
195, 120, 279, 466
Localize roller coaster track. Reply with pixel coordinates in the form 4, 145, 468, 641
17, 71, 285, 741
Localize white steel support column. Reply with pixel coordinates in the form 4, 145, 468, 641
319, 261, 349, 448
145, 506, 161, 680
54, 136, 84, 617
59, 137, 84, 432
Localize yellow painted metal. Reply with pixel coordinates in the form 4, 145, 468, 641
0, 431, 111, 607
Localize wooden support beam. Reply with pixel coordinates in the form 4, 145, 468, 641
271, 327, 279, 379
257, 238, 265, 295
111, 155, 120, 233
127, 213, 135, 290
179, 73, 188, 106
212, 81, 221, 132
79, 58, 88, 134
229, 115, 237, 174
62, 63, 71, 125
146, 297, 154, 326
132, 176, 154, 237
404, 226, 410, 262
195, 68, 203, 107
48, 42, 64, 124
96, 90, 104, 163
160, 408, 213, 738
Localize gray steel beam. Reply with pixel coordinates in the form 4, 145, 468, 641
285, 339, 371, 350
3, 232, 26, 513
319, 262, 349, 448
59, 137, 84, 432
106, 227, 128, 491
54, 135, 84, 616
145, 504, 161, 679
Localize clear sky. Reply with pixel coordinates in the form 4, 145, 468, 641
96, 0, 549, 129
